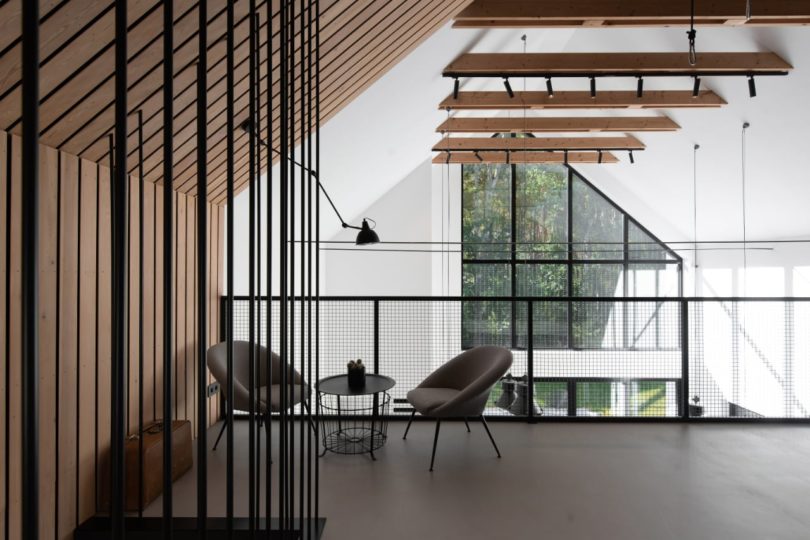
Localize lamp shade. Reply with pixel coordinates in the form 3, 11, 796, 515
355, 219, 380, 245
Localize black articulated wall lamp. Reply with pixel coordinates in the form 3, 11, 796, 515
240, 119, 380, 245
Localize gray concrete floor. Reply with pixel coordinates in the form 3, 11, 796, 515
145, 419, 810, 540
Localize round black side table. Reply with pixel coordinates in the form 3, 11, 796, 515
316, 374, 395, 460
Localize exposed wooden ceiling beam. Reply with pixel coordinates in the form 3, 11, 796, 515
436, 116, 680, 133
443, 53, 793, 77
453, 0, 810, 28
432, 135, 645, 152
439, 90, 727, 110
432, 151, 619, 164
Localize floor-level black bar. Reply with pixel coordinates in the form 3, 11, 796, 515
163, 1, 175, 538
226, 0, 236, 536
75, 517, 326, 540
111, 0, 129, 536
196, 0, 209, 536
21, 1, 41, 538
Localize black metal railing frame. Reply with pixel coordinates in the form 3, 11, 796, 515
222, 295, 810, 424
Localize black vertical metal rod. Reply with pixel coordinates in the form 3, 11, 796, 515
298, 0, 306, 533
279, 0, 289, 530
289, 0, 297, 528
21, 1, 40, 538
248, 0, 257, 534
252, 12, 262, 528
306, 1, 314, 534
138, 109, 146, 521
112, 0, 129, 535
226, 0, 236, 537
681, 300, 690, 419
527, 300, 534, 422
314, 0, 321, 527
196, 0, 209, 536
265, 0, 273, 534
162, 1, 175, 538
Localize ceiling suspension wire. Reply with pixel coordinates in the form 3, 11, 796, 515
693, 143, 700, 297
742, 122, 750, 296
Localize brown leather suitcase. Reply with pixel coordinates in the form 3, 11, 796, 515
101, 420, 193, 512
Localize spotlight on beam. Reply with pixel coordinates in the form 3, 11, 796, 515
546, 77, 554, 97
564, 149, 569, 165
506, 150, 510, 165
629, 150, 635, 164
748, 75, 757, 97
692, 76, 701, 98
503, 77, 514, 98
474, 151, 484, 162
598, 150, 603, 164
636, 76, 644, 98
453, 77, 459, 100
590, 77, 596, 99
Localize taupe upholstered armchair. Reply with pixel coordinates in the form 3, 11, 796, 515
403, 346, 513, 471
207, 341, 310, 450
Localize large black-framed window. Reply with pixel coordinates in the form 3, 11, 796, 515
461, 161, 683, 350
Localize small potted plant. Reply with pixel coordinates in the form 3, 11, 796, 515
689, 395, 704, 417
347, 359, 366, 389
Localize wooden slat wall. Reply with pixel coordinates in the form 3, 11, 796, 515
0, 131, 223, 539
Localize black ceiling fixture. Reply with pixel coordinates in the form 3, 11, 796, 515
240, 119, 380, 245
748, 75, 757, 97
692, 76, 701, 97
589, 76, 597, 98
545, 76, 554, 97
636, 76, 644, 98
453, 77, 460, 99
503, 77, 515, 98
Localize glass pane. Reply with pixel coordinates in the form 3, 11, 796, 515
515, 164, 568, 260
572, 264, 623, 297
462, 163, 512, 260
517, 265, 568, 348
576, 381, 677, 417
531, 301, 569, 348
535, 382, 569, 416
516, 264, 567, 297
628, 220, 673, 260
571, 174, 624, 260
462, 264, 511, 348
572, 264, 624, 348
626, 264, 680, 297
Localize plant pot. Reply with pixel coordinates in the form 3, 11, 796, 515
348, 366, 366, 389
688, 404, 704, 417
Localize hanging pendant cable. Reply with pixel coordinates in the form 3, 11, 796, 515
693, 143, 700, 297
746, 0, 753, 21
742, 122, 750, 296
688, 0, 698, 66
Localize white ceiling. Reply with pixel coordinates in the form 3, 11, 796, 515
261, 21, 810, 248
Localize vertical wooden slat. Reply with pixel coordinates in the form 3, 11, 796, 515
0, 132, 7, 537
207, 203, 218, 426
96, 164, 112, 512
154, 187, 164, 424
77, 159, 98, 523
129, 175, 140, 434
142, 183, 155, 423
186, 197, 195, 430
57, 152, 79, 540
216, 205, 225, 423
38, 144, 59, 539
0, 131, 8, 535
7, 134, 21, 540
176, 194, 186, 421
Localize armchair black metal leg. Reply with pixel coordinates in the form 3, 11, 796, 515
403, 411, 415, 440
212, 419, 227, 451
479, 416, 501, 458
464, 417, 471, 432
429, 420, 441, 472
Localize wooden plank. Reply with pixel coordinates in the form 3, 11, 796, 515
432, 150, 619, 164
77, 159, 98, 523
96, 164, 112, 513
436, 116, 680, 133
38, 145, 59, 539
142, 182, 156, 423
57, 152, 80, 540
154, 186, 164, 424
443, 52, 793, 76
439, 90, 727, 110
175, 194, 185, 421
186, 197, 196, 433
453, 0, 810, 27
0, 132, 6, 537
208, 204, 219, 425
129, 175, 141, 434
432, 135, 645, 152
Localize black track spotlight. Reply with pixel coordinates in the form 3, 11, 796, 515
503, 77, 515, 98
546, 76, 554, 97
453, 77, 459, 100
629, 150, 635, 164
506, 150, 510, 164
445, 151, 451, 164
590, 76, 596, 99
748, 75, 757, 97
636, 76, 644, 98
564, 149, 569, 165
598, 150, 604, 164
474, 151, 484, 162
692, 76, 701, 98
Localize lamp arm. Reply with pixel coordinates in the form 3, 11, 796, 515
248, 125, 352, 229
